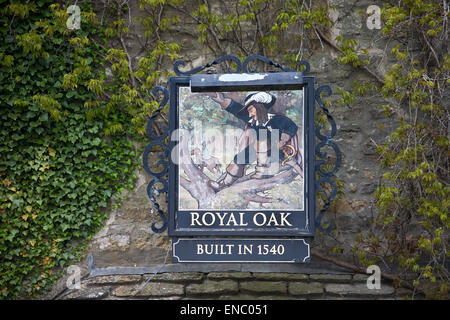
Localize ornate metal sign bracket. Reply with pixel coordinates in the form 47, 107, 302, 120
142, 55, 341, 235
314, 85, 342, 232
142, 86, 170, 233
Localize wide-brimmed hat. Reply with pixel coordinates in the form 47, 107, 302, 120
238, 92, 276, 113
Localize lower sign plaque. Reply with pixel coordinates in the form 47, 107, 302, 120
172, 238, 310, 263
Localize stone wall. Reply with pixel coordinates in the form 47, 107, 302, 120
58, 270, 421, 300
45, 0, 419, 300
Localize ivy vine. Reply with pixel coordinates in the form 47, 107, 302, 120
320, 0, 449, 299
1, 0, 145, 299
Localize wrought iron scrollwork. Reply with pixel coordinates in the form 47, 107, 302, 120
143, 86, 170, 233
243, 54, 292, 73
243, 54, 310, 75
174, 54, 243, 76
145, 55, 340, 235
314, 85, 342, 233
174, 54, 310, 75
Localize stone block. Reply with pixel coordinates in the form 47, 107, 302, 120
394, 288, 425, 300
350, 200, 368, 212
133, 237, 153, 250
62, 285, 110, 300
85, 275, 142, 286
325, 283, 395, 297
112, 282, 184, 297
352, 273, 368, 283
361, 182, 377, 194
219, 293, 300, 300
239, 281, 287, 294
94, 234, 131, 251
117, 206, 149, 221
148, 272, 204, 283
252, 273, 309, 281
288, 282, 324, 296
148, 296, 183, 300
207, 272, 253, 280
218, 294, 262, 300
309, 274, 352, 283
332, 200, 353, 213
186, 280, 239, 296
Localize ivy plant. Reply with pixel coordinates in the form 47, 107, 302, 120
0, 0, 143, 299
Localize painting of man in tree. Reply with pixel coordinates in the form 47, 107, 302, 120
177, 87, 304, 211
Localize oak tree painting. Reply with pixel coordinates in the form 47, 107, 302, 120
176, 87, 305, 210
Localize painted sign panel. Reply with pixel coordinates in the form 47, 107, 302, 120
164, 71, 316, 263
168, 73, 316, 240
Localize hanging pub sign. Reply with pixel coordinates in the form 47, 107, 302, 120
143, 55, 341, 264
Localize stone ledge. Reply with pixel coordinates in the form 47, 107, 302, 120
146, 272, 204, 283
252, 273, 309, 281
309, 274, 352, 283
111, 282, 185, 297
352, 274, 369, 283
324, 283, 395, 297
186, 280, 239, 296
288, 282, 324, 296
239, 281, 287, 294
85, 275, 142, 286
61, 285, 110, 300
219, 294, 301, 300
87, 260, 353, 277
207, 272, 253, 280
59, 272, 415, 300
148, 296, 183, 300
394, 288, 425, 300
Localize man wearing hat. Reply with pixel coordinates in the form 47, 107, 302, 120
208, 91, 302, 192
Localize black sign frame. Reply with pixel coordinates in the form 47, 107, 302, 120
168, 72, 315, 237
142, 55, 341, 263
